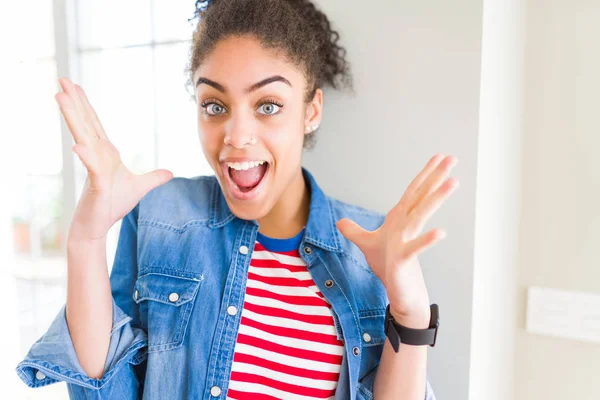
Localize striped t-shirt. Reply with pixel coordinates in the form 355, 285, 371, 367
226, 228, 345, 400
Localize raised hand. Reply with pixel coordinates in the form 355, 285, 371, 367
336, 154, 459, 328
55, 77, 174, 242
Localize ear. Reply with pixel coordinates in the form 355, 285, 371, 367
304, 88, 323, 135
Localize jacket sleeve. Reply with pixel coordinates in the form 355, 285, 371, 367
15, 204, 148, 399
357, 364, 436, 400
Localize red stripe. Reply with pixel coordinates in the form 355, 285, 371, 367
242, 302, 336, 326
233, 352, 340, 381
253, 242, 301, 257
244, 302, 334, 325
249, 258, 307, 272
229, 371, 337, 399
236, 333, 343, 365
226, 388, 281, 400
241, 315, 343, 346
246, 287, 331, 308
229, 241, 341, 399
248, 272, 316, 288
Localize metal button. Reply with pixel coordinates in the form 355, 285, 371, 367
134, 290, 139, 300
352, 346, 361, 356
324, 279, 334, 288
362, 332, 372, 343
168, 292, 180, 303
304, 246, 312, 255
239, 245, 249, 255
210, 385, 222, 397
227, 306, 238, 316
35, 370, 46, 380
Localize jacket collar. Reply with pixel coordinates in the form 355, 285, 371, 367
209, 167, 342, 253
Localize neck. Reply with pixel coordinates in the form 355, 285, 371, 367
257, 168, 310, 239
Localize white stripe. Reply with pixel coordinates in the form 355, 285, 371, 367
230, 361, 338, 391
232, 342, 343, 373
251, 249, 307, 266
237, 322, 345, 355
227, 380, 336, 400
244, 294, 332, 316
242, 309, 337, 336
248, 265, 313, 280
241, 308, 338, 337
246, 277, 322, 298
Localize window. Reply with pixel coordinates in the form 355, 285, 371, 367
7, 2, 210, 398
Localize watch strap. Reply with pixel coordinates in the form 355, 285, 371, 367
385, 303, 439, 351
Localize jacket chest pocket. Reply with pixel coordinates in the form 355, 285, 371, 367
132, 272, 202, 353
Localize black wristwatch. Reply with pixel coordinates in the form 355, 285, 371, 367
384, 303, 439, 352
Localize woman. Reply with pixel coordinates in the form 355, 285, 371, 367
17, 0, 457, 398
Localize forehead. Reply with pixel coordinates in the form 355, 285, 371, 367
194, 35, 306, 93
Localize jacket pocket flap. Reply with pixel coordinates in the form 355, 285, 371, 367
359, 309, 386, 346
133, 272, 201, 306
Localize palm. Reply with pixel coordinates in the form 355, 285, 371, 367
336, 154, 459, 319
56, 78, 173, 241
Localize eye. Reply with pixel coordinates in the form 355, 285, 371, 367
201, 101, 227, 116
257, 101, 283, 116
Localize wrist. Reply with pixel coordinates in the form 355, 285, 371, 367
389, 306, 431, 329
67, 236, 106, 246
67, 235, 107, 255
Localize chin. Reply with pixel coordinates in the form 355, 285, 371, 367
224, 198, 271, 222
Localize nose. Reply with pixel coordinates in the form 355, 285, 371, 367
224, 110, 256, 149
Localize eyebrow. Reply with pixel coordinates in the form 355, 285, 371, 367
195, 75, 292, 93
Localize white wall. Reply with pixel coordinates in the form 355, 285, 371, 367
307, 2, 484, 399
470, 0, 526, 399
307, 1, 599, 399
515, 0, 600, 399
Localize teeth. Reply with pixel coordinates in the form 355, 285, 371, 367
226, 160, 266, 171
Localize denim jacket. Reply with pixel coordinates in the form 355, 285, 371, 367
16, 167, 436, 400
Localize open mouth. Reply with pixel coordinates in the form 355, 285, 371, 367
222, 160, 270, 200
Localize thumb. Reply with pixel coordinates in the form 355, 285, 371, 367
137, 169, 174, 196
336, 218, 370, 248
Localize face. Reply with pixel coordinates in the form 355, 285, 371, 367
193, 35, 322, 221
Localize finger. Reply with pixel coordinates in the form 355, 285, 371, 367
336, 218, 374, 249
406, 155, 458, 215
55, 91, 95, 146
407, 177, 459, 233
58, 78, 97, 142
402, 228, 446, 260
135, 169, 175, 197
75, 84, 107, 140
72, 143, 100, 173
392, 154, 445, 215
64, 79, 89, 128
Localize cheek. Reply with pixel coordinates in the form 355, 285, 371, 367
262, 133, 304, 173
197, 125, 222, 158
263, 111, 305, 147
261, 125, 303, 155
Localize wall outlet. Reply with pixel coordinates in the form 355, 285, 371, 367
526, 286, 600, 344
